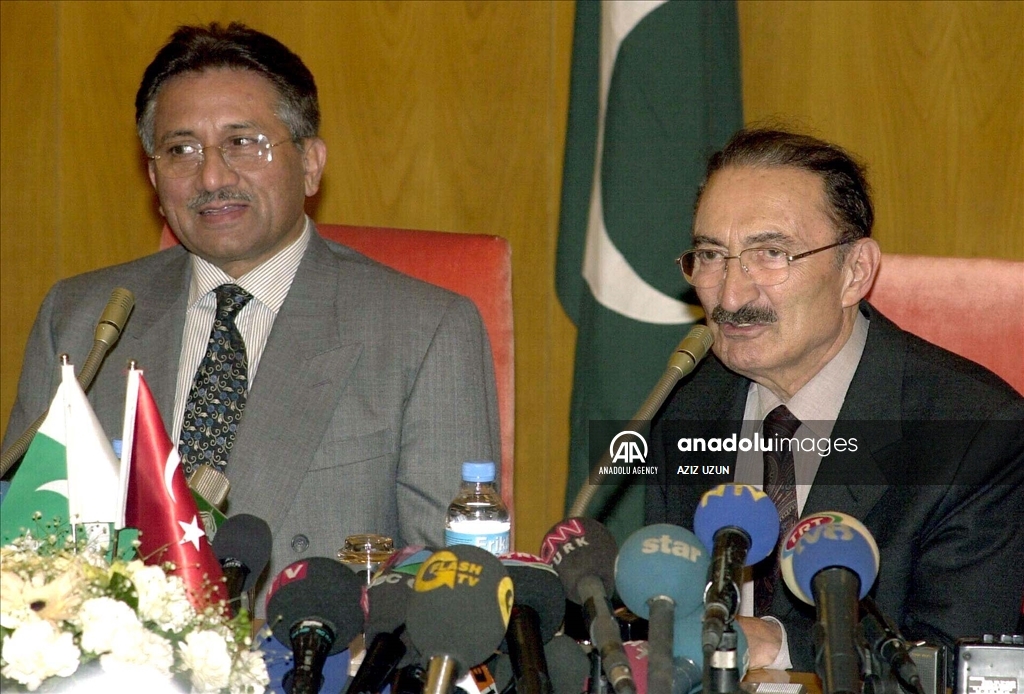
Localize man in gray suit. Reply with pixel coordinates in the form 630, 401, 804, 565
2, 23, 500, 609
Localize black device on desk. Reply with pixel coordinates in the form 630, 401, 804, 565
955, 635, 1024, 694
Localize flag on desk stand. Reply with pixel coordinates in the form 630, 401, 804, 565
1, 363, 122, 547
556, 0, 742, 539
122, 366, 226, 610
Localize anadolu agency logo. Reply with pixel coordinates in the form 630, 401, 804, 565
609, 430, 648, 464
595, 430, 659, 478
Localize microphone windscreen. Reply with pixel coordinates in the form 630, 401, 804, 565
212, 513, 272, 593
265, 556, 365, 656
779, 515, 879, 605
614, 524, 709, 619
539, 517, 618, 603
693, 484, 780, 564
545, 634, 590, 694
406, 545, 514, 669
366, 569, 416, 638
779, 511, 875, 604
499, 553, 566, 643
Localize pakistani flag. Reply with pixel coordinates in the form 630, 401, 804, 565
557, 0, 742, 539
1, 364, 123, 545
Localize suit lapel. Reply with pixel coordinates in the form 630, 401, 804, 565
120, 249, 190, 430
804, 303, 906, 521
224, 235, 363, 531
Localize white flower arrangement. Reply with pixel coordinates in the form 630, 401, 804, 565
0, 532, 269, 693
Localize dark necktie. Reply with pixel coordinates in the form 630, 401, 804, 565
178, 283, 252, 477
755, 404, 802, 616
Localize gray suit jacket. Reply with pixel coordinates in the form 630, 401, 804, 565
3, 230, 501, 610
646, 302, 1024, 673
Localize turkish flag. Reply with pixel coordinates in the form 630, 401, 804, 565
124, 371, 227, 611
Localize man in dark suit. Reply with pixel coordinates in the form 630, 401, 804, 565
645, 128, 1024, 671
2, 23, 500, 610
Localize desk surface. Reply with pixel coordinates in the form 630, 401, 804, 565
745, 668, 823, 694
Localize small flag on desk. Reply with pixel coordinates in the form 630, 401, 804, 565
122, 367, 227, 610
1, 363, 122, 546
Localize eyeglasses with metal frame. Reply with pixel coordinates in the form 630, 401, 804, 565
676, 240, 850, 287
148, 133, 295, 178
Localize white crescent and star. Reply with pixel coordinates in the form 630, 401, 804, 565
163, 449, 180, 503
177, 515, 205, 552
581, 0, 704, 326
35, 480, 69, 498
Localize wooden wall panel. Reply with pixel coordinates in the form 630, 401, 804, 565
0, 0, 576, 554
3, 0, 1021, 553
738, 0, 1024, 260
0, 1, 59, 457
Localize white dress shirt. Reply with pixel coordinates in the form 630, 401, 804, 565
171, 218, 312, 444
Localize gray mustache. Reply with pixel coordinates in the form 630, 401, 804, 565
711, 304, 778, 325
188, 189, 254, 212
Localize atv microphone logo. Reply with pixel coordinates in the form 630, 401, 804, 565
609, 430, 647, 464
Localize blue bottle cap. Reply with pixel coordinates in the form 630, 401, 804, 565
462, 461, 496, 483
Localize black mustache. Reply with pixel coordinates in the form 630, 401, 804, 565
711, 304, 778, 325
188, 189, 254, 212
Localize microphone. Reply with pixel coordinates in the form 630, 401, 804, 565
211, 513, 271, 615
860, 597, 926, 694
93, 287, 135, 350
614, 524, 710, 694
405, 545, 514, 694
692, 484, 780, 653
347, 568, 422, 694
540, 517, 636, 694
265, 557, 365, 694
780, 514, 880, 694
499, 553, 568, 694
1, 287, 136, 477
568, 325, 714, 517
489, 635, 590, 694
672, 608, 749, 694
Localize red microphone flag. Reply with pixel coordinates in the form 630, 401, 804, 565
124, 370, 227, 611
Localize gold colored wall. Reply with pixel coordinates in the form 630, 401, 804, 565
2, 1, 1021, 554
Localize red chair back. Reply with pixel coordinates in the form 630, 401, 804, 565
866, 253, 1023, 394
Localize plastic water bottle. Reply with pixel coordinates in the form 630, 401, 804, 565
445, 460, 510, 555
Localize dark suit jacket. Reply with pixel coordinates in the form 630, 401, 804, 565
3, 229, 501, 610
646, 302, 1024, 672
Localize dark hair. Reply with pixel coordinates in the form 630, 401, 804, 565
696, 128, 874, 245
135, 22, 319, 153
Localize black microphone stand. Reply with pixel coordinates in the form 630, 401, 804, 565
703, 626, 742, 694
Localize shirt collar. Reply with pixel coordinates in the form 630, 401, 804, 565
187, 216, 312, 311
752, 310, 870, 436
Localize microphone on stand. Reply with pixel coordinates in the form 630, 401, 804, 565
672, 608, 749, 694
211, 513, 271, 615
614, 524, 710, 694
540, 517, 635, 694
488, 635, 591, 694
498, 553, 567, 694
860, 596, 926, 694
405, 545, 514, 694
780, 513, 880, 694
1, 287, 135, 477
568, 325, 714, 517
692, 484, 780, 653
347, 566, 425, 694
265, 557, 365, 694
